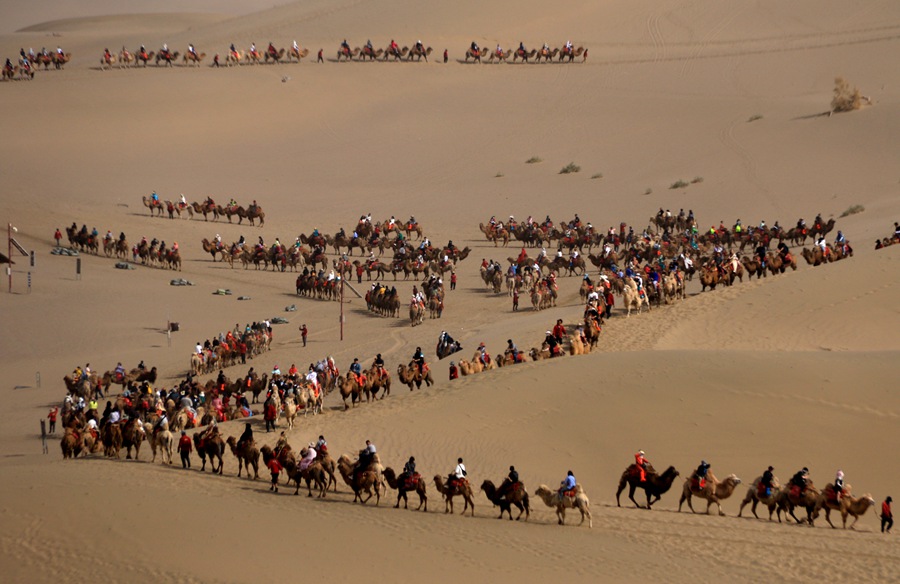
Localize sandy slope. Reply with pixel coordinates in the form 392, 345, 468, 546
1, 0, 899, 581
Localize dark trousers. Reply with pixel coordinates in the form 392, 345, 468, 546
180, 451, 190, 468
49, 421, 56, 434
241, 353, 246, 364
883, 516, 894, 532
302, 336, 307, 347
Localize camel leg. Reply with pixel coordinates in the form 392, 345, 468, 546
628, 484, 644, 509
825, 508, 835, 529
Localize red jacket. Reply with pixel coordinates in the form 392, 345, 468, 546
267, 458, 283, 474
178, 435, 192, 452
552, 324, 566, 338
883, 501, 892, 518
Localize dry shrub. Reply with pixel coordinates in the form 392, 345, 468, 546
831, 77, 862, 113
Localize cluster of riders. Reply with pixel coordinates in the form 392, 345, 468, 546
619, 451, 892, 531
466, 40, 587, 63
191, 322, 273, 376
3, 46, 69, 80
874, 222, 900, 250
61, 222, 182, 269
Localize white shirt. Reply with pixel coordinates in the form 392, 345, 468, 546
109, 411, 120, 424
196, 344, 203, 354
306, 371, 318, 384
86, 419, 98, 430
454, 463, 466, 479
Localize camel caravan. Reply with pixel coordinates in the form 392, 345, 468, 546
63, 223, 182, 270
464, 42, 587, 64
190, 323, 273, 377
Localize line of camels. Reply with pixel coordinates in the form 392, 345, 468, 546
615, 462, 876, 529
466, 45, 587, 63
143, 197, 265, 225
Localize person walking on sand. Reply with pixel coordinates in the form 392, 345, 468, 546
883, 496, 893, 533
178, 430, 192, 469
47, 407, 58, 434
54, 228, 62, 247
300, 324, 308, 347
268, 456, 283, 492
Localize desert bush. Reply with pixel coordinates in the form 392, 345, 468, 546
831, 77, 862, 113
839, 204, 865, 217
525, 156, 542, 164
559, 162, 581, 174
670, 180, 689, 189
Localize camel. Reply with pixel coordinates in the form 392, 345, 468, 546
60, 428, 83, 459
409, 301, 425, 326
558, 46, 586, 63
397, 362, 433, 390
150, 425, 174, 464
156, 50, 180, 66
288, 456, 328, 497
365, 366, 391, 402
338, 373, 364, 410
121, 420, 144, 460
101, 422, 124, 458
433, 475, 475, 516
99, 53, 117, 70
226, 436, 260, 479
777, 481, 820, 525
118, 49, 135, 68
51, 52, 72, 69
534, 484, 592, 527
194, 430, 225, 474
337, 454, 381, 504
481, 479, 530, 521
337, 46, 359, 61
383, 467, 428, 511
2, 65, 19, 80
282, 395, 298, 430
568, 333, 591, 355
142, 196, 163, 217
357, 46, 383, 61
622, 278, 650, 317
814, 484, 876, 529
679, 474, 742, 516
616, 464, 680, 509
802, 246, 831, 266
136, 50, 155, 66
534, 47, 559, 62
264, 48, 286, 63
464, 47, 484, 63
512, 48, 536, 63
457, 358, 482, 376
738, 475, 784, 521
407, 45, 432, 62
287, 47, 310, 62
182, 51, 206, 66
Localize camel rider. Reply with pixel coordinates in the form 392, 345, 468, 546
761, 466, 775, 497
4, 58, 11, 71
499, 465, 519, 497
103, 47, 111, 61
373, 353, 385, 377
449, 457, 467, 486
403, 456, 417, 478
518, 41, 525, 54
188, 43, 197, 57
471, 41, 479, 53
349, 358, 362, 384
834, 230, 846, 246
694, 460, 711, 489
57, 46, 64, 56
635, 450, 649, 482
834, 470, 845, 503
565, 40, 573, 52
544, 331, 558, 354
559, 470, 576, 498
267, 42, 276, 57
316, 435, 327, 454
299, 444, 317, 471
341, 39, 350, 53
756, 243, 767, 268
506, 339, 519, 363
777, 241, 790, 259
364, 39, 373, 52
477, 342, 489, 367
816, 235, 827, 253
542, 42, 549, 53
495, 44, 502, 56
237, 422, 253, 450
162, 43, 169, 54
250, 43, 257, 57
391, 39, 399, 53
230, 43, 237, 57
790, 467, 809, 493
153, 413, 168, 436
355, 440, 376, 479
412, 347, 425, 374
797, 218, 806, 231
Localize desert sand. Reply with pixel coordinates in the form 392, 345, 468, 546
1, 0, 899, 582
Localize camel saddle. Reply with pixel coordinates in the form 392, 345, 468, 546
757, 483, 772, 497
559, 488, 577, 499
690, 477, 707, 491
403, 473, 421, 490
449, 477, 469, 490
823, 485, 840, 505
790, 484, 805, 498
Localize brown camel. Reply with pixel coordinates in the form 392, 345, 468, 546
534, 484, 592, 528
226, 436, 260, 479
60, 428, 83, 459
101, 422, 123, 458
142, 195, 163, 217
777, 481, 820, 524
194, 429, 225, 474
433, 475, 475, 516
616, 464, 680, 509
383, 467, 428, 511
814, 483, 876, 529
738, 475, 784, 521
481, 479, 530, 521
679, 474, 742, 516
337, 454, 381, 504
121, 420, 144, 460
288, 456, 328, 497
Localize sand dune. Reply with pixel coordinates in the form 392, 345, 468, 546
1, 0, 899, 581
